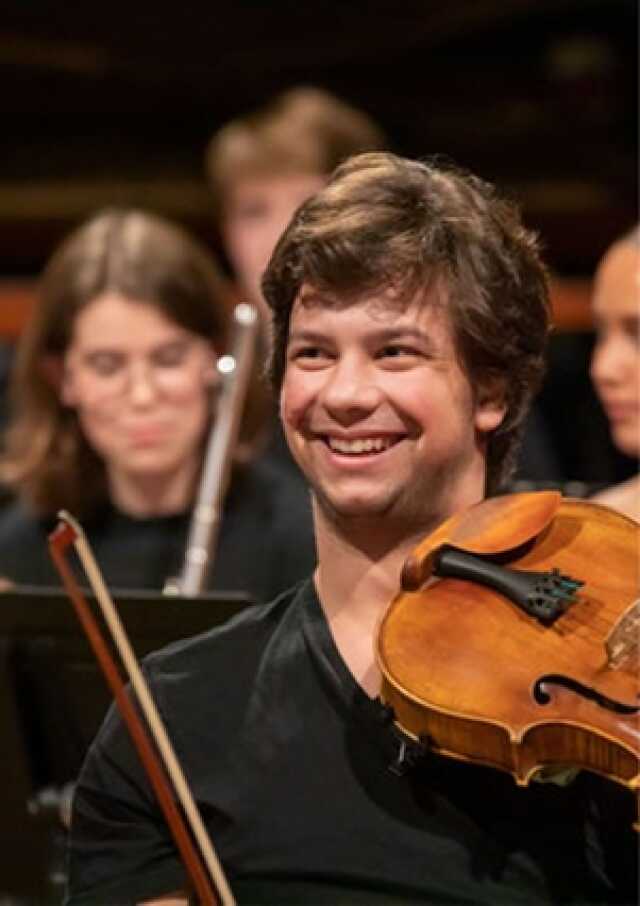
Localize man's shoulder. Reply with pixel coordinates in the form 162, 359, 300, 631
144, 577, 314, 680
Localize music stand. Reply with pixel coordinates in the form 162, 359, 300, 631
0, 584, 253, 903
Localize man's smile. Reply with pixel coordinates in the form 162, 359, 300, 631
323, 434, 405, 455
281, 288, 503, 522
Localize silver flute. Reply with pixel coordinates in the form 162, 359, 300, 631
165, 303, 259, 597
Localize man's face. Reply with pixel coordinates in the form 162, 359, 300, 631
222, 173, 325, 314
280, 285, 506, 531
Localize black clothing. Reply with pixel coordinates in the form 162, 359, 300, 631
0, 460, 315, 604
513, 406, 563, 484
67, 579, 636, 905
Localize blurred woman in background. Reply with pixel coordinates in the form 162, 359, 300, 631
590, 226, 639, 521
0, 209, 315, 598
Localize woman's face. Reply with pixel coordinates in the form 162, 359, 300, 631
60, 293, 217, 493
590, 240, 640, 458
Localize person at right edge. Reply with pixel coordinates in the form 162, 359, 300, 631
590, 226, 639, 521
65, 152, 637, 905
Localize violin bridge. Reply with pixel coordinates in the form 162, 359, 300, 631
605, 598, 640, 671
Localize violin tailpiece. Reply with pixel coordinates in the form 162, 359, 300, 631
433, 545, 583, 623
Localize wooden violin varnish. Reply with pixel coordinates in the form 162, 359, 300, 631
377, 491, 639, 822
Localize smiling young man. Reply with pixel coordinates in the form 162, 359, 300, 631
66, 154, 636, 905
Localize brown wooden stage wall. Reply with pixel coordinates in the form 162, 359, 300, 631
0, 279, 594, 341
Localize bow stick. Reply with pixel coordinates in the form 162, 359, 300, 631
48, 510, 235, 906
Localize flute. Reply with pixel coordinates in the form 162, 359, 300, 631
165, 303, 259, 597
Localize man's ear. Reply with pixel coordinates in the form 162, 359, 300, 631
474, 377, 508, 434
40, 355, 74, 406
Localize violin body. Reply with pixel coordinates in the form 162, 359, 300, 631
377, 492, 639, 793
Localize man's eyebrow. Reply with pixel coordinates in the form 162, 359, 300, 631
296, 287, 332, 306
373, 326, 432, 343
367, 326, 440, 352
287, 329, 330, 345
287, 326, 438, 347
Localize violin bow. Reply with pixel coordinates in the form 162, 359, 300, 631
48, 510, 235, 906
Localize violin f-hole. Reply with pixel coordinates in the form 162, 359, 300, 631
533, 674, 640, 715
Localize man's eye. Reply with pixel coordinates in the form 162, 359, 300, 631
289, 346, 331, 366
379, 345, 420, 359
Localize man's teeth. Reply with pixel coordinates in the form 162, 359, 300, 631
328, 436, 396, 454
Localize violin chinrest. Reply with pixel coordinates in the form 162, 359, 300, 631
402, 491, 562, 591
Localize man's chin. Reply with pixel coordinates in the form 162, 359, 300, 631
314, 491, 394, 524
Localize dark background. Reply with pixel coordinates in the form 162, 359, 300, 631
0, 0, 637, 480
0, 4, 637, 899
0, 0, 636, 275
0, 0, 637, 484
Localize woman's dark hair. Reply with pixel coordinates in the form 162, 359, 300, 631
262, 152, 551, 494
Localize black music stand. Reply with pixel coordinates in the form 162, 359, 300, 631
0, 584, 253, 905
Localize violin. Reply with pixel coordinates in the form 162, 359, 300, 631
377, 491, 639, 808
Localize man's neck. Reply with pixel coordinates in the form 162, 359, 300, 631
313, 506, 448, 697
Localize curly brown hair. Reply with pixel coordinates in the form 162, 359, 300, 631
262, 152, 552, 495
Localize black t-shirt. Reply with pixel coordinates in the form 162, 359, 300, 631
0, 460, 315, 604
66, 579, 637, 905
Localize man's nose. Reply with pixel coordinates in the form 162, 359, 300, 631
319, 358, 382, 423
